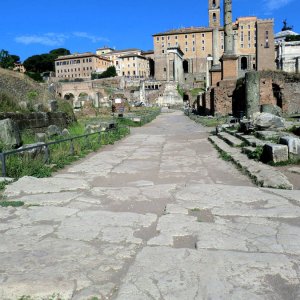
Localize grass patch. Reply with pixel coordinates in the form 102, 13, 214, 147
246, 146, 263, 160
0, 200, 24, 207
188, 114, 227, 127
269, 157, 300, 166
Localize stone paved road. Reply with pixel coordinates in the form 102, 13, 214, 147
1, 111, 300, 300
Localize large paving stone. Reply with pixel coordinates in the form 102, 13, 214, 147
116, 246, 300, 300
4, 176, 90, 197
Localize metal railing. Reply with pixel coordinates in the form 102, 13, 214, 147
0, 125, 130, 178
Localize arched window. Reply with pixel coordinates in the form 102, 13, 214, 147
241, 57, 248, 70
213, 13, 217, 22
212, 0, 216, 8
183, 60, 189, 73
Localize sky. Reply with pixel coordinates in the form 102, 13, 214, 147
1, 0, 299, 61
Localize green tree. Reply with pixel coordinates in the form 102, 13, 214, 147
23, 48, 70, 73
91, 66, 117, 80
0, 50, 20, 69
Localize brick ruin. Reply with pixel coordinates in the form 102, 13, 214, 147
198, 71, 300, 117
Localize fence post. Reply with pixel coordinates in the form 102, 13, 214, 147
98, 131, 102, 144
85, 135, 91, 148
69, 139, 75, 155
44, 145, 50, 163
0, 153, 7, 177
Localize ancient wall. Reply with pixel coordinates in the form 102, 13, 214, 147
0, 112, 70, 132
258, 71, 300, 115
213, 80, 237, 116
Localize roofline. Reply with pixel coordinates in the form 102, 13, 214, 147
152, 27, 224, 36
55, 53, 111, 62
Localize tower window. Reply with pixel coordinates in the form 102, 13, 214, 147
213, 13, 217, 22
212, 0, 216, 8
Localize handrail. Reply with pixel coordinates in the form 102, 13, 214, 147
0, 125, 130, 178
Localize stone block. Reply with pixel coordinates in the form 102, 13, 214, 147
19, 101, 28, 111
48, 100, 58, 112
33, 103, 44, 112
261, 104, 282, 116
253, 112, 285, 130
18, 142, 46, 158
47, 125, 61, 137
0, 118, 22, 148
262, 143, 288, 163
256, 131, 280, 141
280, 136, 300, 158
35, 133, 47, 143
61, 129, 70, 137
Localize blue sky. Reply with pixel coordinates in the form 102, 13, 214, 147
1, 0, 299, 61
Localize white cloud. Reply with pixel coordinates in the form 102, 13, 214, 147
263, 0, 294, 11
15, 32, 109, 46
73, 32, 109, 43
15, 33, 68, 46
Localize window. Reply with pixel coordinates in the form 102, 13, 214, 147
202, 40, 205, 44
89, 58, 92, 62
157, 37, 159, 41
202, 33, 205, 37
202, 46, 205, 51
185, 35, 188, 39
213, 13, 217, 22
162, 50, 165, 54
193, 47, 195, 52
162, 37, 164, 40
185, 41, 188, 45
175, 35, 178, 39
185, 48, 188, 52
241, 44, 244, 48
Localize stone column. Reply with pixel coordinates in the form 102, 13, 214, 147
224, 0, 233, 54
245, 71, 260, 118
212, 28, 220, 66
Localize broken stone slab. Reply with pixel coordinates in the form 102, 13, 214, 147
17, 142, 47, 159
47, 125, 61, 137
253, 112, 285, 130
261, 143, 288, 164
0, 118, 22, 148
279, 136, 300, 158
255, 131, 281, 141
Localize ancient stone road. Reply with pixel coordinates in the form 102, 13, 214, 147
1, 111, 300, 299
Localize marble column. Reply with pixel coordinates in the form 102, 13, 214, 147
224, 0, 233, 54
212, 28, 220, 66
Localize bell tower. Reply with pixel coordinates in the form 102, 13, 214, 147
209, 0, 221, 28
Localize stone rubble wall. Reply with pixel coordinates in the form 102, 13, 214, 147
0, 68, 53, 104
0, 112, 70, 132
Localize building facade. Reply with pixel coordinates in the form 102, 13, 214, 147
153, 0, 275, 83
98, 48, 150, 78
275, 26, 300, 73
55, 52, 111, 79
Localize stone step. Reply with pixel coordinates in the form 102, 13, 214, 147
209, 135, 293, 190
242, 146, 257, 156
235, 133, 266, 147
218, 132, 244, 147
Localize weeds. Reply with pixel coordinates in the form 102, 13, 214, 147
0, 200, 24, 207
